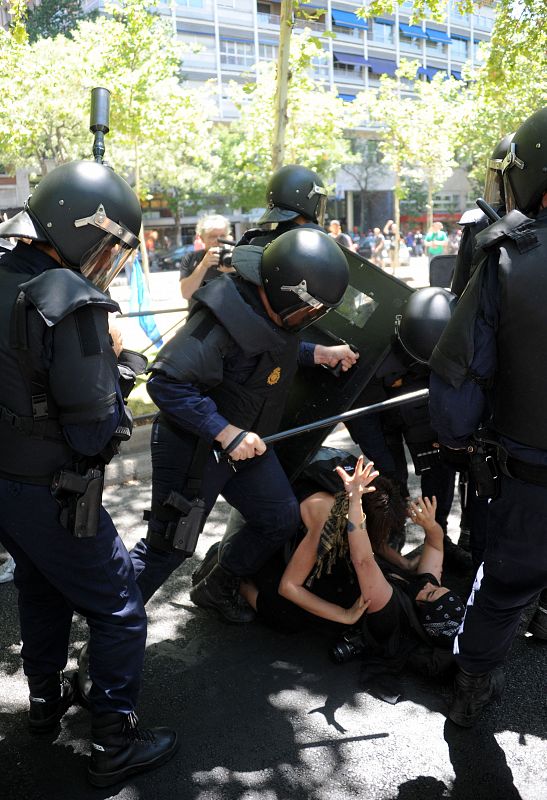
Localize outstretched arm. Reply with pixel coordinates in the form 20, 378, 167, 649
335, 457, 394, 613
279, 491, 368, 625
409, 496, 444, 582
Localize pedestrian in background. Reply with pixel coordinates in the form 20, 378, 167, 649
424, 221, 448, 262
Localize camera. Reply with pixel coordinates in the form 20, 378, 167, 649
329, 629, 365, 664
217, 237, 234, 268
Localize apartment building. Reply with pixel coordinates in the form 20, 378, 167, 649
133, 0, 496, 230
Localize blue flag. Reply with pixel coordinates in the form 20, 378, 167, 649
129, 256, 164, 347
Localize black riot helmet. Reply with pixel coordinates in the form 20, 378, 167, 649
0, 160, 141, 290
398, 287, 457, 364
483, 132, 514, 207
261, 228, 349, 332
501, 107, 547, 214
257, 165, 328, 226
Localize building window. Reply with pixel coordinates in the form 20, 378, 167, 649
426, 41, 447, 57
371, 20, 394, 46
257, 2, 271, 11
433, 192, 461, 212
451, 37, 467, 60
334, 62, 356, 74
332, 23, 361, 39
312, 52, 330, 81
399, 34, 422, 54
220, 39, 255, 67
177, 0, 204, 7
258, 42, 277, 60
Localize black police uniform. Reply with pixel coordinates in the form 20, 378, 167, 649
430, 208, 547, 673
0, 242, 146, 714
129, 274, 303, 601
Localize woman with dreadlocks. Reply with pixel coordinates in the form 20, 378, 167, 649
237, 468, 407, 634
238, 455, 465, 696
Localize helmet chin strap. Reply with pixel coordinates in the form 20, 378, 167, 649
33, 241, 64, 265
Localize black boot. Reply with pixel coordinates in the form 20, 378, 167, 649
190, 562, 255, 624
28, 672, 74, 735
88, 711, 179, 788
448, 666, 505, 728
528, 591, 547, 640
191, 541, 220, 587
443, 534, 472, 573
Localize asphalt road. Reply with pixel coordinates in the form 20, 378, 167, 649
0, 424, 545, 800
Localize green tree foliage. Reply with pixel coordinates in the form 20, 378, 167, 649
26, 0, 89, 43
456, 0, 547, 192
215, 31, 361, 211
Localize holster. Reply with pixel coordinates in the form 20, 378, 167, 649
145, 428, 210, 555
163, 491, 206, 555
467, 435, 499, 499
51, 467, 104, 538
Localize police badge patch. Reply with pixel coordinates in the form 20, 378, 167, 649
267, 367, 281, 385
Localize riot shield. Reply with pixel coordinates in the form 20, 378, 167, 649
429, 254, 456, 289
275, 246, 414, 481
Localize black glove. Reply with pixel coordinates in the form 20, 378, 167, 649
117, 349, 148, 401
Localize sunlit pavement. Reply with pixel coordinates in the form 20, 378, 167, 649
0, 260, 545, 800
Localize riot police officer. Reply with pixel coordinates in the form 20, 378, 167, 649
238, 164, 328, 248
429, 107, 547, 726
0, 161, 178, 785
128, 227, 357, 623
450, 134, 514, 565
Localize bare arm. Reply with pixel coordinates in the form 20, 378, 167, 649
279, 492, 368, 625
335, 457, 394, 613
179, 249, 220, 300
409, 496, 444, 582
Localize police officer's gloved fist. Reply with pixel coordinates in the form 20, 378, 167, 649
99, 405, 134, 464
117, 349, 149, 401
216, 424, 266, 461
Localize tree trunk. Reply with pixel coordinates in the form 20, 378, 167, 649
392, 170, 401, 273
134, 141, 150, 283
271, 0, 293, 172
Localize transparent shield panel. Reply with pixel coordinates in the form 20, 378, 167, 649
334, 285, 379, 328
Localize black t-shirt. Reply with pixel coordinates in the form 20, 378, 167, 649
179, 249, 219, 286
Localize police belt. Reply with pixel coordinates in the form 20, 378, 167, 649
498, 451, 547, 488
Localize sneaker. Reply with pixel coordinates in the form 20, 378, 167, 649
448, 666, 505, 728
0, 555, 15, 584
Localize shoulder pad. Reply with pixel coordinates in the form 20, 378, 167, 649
236, 227, 268, 246
474, 210, 537, 252
19, 269, 119, 327
458, 208, 486, 226
193, 275, 285, 356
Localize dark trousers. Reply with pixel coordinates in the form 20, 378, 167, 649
0, 479, 146, 714
130, 419, 301, 604
455, 475, 547, 673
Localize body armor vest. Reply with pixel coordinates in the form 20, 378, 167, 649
491, 222, 547, 447
0, 247, 119, 484
198, 279, 300, 436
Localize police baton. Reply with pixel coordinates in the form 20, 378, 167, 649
261, 388, 429, 446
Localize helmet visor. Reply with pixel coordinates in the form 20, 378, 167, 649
314, 190, 328, 226
483, 158, 504, 207
80, 235, 136, 291
280, 302, 330, 332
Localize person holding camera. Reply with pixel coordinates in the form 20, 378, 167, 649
179, 214, 234, 301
